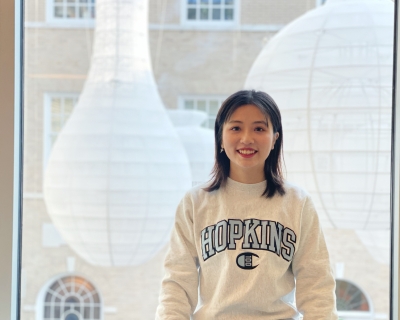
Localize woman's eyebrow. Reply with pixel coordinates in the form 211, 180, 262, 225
254, 120, 268, 126
227, 120, 268, 125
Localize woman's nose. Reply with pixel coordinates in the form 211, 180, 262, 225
240, 130, 254, 144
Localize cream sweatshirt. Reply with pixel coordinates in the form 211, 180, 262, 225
156, 178, 338, 320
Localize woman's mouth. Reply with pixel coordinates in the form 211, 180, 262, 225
237, 149, 257, 158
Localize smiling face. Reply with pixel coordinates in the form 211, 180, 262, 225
221, 104, 279, 183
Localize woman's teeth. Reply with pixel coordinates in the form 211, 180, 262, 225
238, 150, 256, 155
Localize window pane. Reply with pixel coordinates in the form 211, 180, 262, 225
64, 99, 75, 114
79, 7, 89, 18
84, 306, 91, 318
44, 306, 51, 317
212, 9, 221, 20
67, 6, 76, 18
188, 0, 196, 4
201, 0, 209, 4
184, 100, 194, 109
209, 100, 219, 115
197, 100, 207, 111
225, 0, 234, 4
213, 0, 221, 4
200, 8, 209, 20
67, 0, 75, 3
51, 116, 62, 132
54, 306, 61, 317
54, 0, 63, 3
224, 8, 233, 20
54, 6, 64, 18
94, 306, 100, 318
187, 8, 196, 20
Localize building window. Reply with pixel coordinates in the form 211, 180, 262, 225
43, 275, 101, 320
43, 93, 78, 168
49, 0, 95, 20
184, 0, 236, 23
180, 96, 225, 128
335, 279, 370, 311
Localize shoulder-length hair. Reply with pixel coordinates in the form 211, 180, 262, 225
204, 90, 285, 198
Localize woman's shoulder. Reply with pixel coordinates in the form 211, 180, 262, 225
282, 180, 311, 202
182, 180, 216, 203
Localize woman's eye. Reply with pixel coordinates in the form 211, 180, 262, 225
231, 126, 240, 131
255, 127, 265, 131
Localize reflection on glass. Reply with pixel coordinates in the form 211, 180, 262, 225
188, 0, 197, 4
201, 0, 209, 4
225, 0, 234, 4
213, 0, 221, 4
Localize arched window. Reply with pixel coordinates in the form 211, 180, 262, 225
336, 279, 370, 312
43, 275, 101, 320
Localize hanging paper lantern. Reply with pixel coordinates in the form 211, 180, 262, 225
245, 0, 393, 234
168, 110, 215, 185
43, 0, 192, 266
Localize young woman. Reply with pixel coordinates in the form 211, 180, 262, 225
156, 90, 338, 319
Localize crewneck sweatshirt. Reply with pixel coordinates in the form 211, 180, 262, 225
156, 178, 338, 320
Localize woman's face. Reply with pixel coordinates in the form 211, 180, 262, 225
221, 104, 279, 182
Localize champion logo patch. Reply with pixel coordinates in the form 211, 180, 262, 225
236, 252, 259, 270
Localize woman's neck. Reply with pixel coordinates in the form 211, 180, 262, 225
229, 168, 265, 184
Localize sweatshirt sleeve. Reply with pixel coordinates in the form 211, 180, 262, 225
291, 196, 338, 320
156, 193, 199, 320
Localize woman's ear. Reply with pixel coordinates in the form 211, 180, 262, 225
274, 132, 279, 144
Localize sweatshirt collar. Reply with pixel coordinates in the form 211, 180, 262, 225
224, 177, 266, 196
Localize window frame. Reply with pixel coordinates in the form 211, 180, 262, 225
391, 0, 400, 318
0, 0, 23, 317
180, 0, 240, 27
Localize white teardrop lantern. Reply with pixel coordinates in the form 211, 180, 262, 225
245, 0, 393, 232
168, 110, 215, 185
43, 0, 192, 266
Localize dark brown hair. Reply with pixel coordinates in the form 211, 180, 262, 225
204, 90, 285, 198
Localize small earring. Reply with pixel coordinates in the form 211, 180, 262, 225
220, 147, 224, 153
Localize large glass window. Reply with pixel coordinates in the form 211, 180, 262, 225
21, 0, 395, 319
